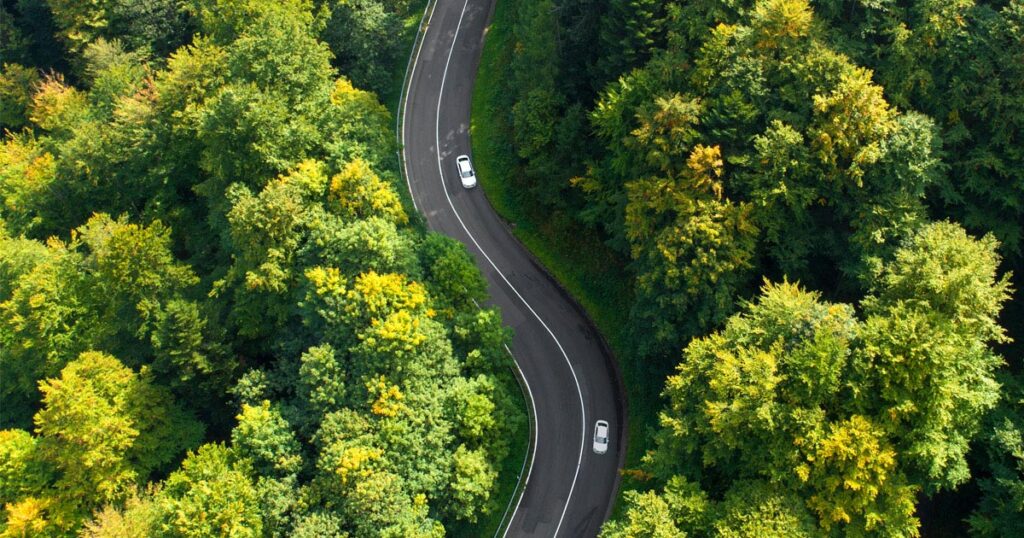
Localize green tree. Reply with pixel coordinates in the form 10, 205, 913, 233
349, 308, 457, 386
185, 0, 343, 224
187, 0, 315, 45
600, 490, 684, 538
77, 214, 200, 364
0, 63, 39, 130
0, 430, 48, 505
290, 511, 346, 538
624, 145, 757, 356
624, 220, 1010, 536
0, 234, 49, 302
298, 344, 347, 419
319, 0, 403, 94
157, 443, 262, 538
582, 0, 939, 363
1, 214, 230, 423
34, 351, 200, 532
0, 133, 56, 238
447, 444, 497, 522
800, 416, 918, 536
320, 77, 395, 169
44, 0, 114, 57
968, 375, 1024, 537
450, 308, 514, 375
81, 489, 162, 538
594, 0, 666, 84
150, 297, 232, 401
1, 238, 93, 425
509, 0, 567, 204
713, 481, 818, 538
417, 233, 487, 318
221, 160, 330, 338
449, 375, 498, 444
327, 158, 407, 225
231, 401, 303, 478
224, 389, 304, 537
345, 470, 444, 538
857, 221, 1011, 490
929, 1, 1024, 257
668, 0, 1024, 261
46, 0, 191, 60
81, 38, 148, 115
0, 7, 32, 67
309, 216, 419, 278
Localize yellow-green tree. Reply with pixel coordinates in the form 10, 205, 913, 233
156, 443, 263, 538
615, 221, 1009, 537
582, 0, 940, 363
24, 351, 200, 533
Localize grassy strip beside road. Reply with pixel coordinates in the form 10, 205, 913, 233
387, 2, 531, 535
470, 0, 662, 516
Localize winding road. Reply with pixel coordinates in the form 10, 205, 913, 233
399, 0, 626, 536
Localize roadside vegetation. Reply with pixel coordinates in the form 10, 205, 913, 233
470, 0, 654, 489
0, 0, 525, 536
473, 0, 1024, 536
379, 0, 429, 116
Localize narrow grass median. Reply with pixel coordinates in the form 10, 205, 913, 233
470, 0, 662, 517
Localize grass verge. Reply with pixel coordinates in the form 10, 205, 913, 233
469, 0, 664, 519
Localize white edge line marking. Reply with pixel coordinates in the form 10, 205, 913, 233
399, 2, 541, 535
398, 0, 432, 213
494, 336, 537, 537
429, 2, 587, 536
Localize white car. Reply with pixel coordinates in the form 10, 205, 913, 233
593, 420, 610, 455
456, 155, 477, 188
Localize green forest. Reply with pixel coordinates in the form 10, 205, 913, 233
0, 0, 526, 536
3, 0, 1024, 536
475, 0, 1023, 536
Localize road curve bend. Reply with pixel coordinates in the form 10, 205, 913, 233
399, 0, 626, 536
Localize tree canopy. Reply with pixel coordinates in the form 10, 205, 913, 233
610, 221, 1009, 537
484, 0, 1023, 535
0, 0, 524, 535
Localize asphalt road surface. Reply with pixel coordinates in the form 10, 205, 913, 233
400, 0, 626, 536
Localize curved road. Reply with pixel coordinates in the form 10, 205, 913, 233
401, 0, 625, 536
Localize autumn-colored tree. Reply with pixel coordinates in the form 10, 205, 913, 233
580, 0, 941, 362
157, 443, 263, 538
0, 1, 523, 535
609, 222, 1009, 536
29, 351, 200, 532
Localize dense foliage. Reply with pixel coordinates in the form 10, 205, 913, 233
609, 222, 1010, 536
487, 0, 1024, 535
1, 0, 522, 535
